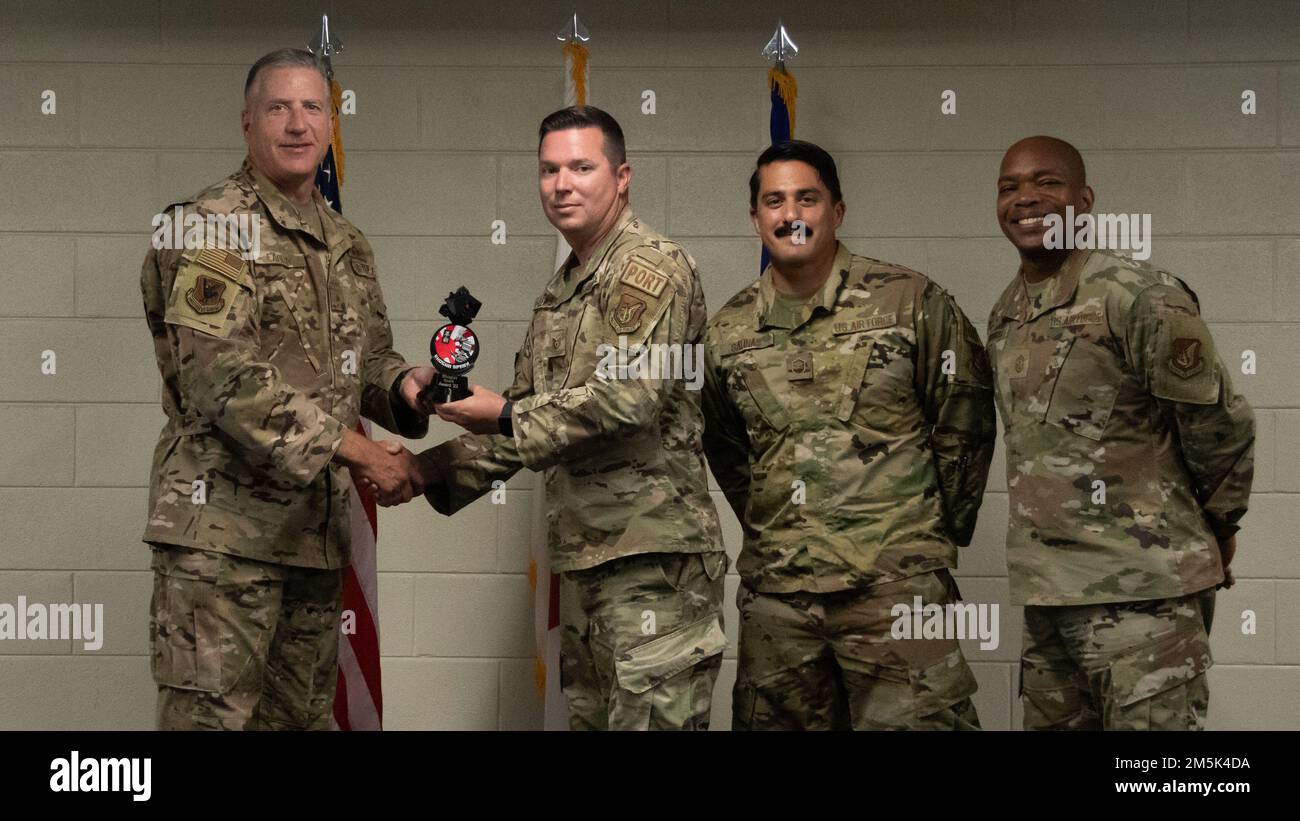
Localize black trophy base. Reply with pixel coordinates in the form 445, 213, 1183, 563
419, 375, 470, 408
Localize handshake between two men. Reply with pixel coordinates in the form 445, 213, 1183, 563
338, 364, 510, 506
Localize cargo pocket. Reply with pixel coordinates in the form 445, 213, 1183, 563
909, 647, 979, 718
1019, 660, 1089, 730
611, 614, 727, 730
1103, 628, 1212, 731
149, 548, 277, 696
149, 548, 224, 693
841, 646, 978, 729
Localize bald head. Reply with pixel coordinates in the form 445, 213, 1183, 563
996, 135, 1094, 263
1002, 135, 1086, 187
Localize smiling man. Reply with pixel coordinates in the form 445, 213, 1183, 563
986, 135, 1256, 730
701, 140, 996, 730
140, 48, 432, 729
408, 106, 728, 731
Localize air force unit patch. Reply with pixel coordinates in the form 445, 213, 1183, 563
611, 293, 648, 333
165, 246, 250, 337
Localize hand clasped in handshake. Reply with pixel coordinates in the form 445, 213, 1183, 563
344, 369, 508, 507
341, 430, 430, 507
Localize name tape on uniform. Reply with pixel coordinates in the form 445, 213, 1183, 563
1049, 307, 1104, 328
725, 333, 775, 355
833, 312, 897, 335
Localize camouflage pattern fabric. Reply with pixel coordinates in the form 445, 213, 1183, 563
149, 544, 343, 730
986, 248, 1255, 606
560, 551, 728, 730
732, 569, 980, 730
1020, 588, 1215, 730
420, 207, 723, 572
702, 242, 997, 594
140, 157, 427, 569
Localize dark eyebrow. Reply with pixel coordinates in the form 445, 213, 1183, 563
762, 187, 821, 199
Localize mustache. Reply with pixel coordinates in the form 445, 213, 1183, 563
774, 222, 812, 239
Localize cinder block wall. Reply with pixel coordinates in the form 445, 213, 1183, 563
1, 0, 1296, 730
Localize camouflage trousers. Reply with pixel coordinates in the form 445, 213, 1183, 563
1020, 588, 1215, 731
148, 544, 343, 731
734, 570, 981, 730
559, 550, 728, 731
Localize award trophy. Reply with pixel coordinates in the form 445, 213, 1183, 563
419, 287, 482, 408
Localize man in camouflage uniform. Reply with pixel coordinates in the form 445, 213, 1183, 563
140, 49, 432, 730
406, 107, 728, 730
702, 140, 996, 730
988, 135, 1255, 730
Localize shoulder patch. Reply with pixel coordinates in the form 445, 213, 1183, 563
185, 274, 228, 315
610, 292, 649, 334
620, 254, 671, 299
165, 246, 252, 338
1151, 312, 1219, 405
1168, 336, 1205, 379
190, 247, 249, 284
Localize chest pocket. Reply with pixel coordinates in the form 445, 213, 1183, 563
737, 364, 790, 433
1042, 331, 1121, 441
841, 327, 919, 431
256, 252, 324, 374
986, 327, 1014, 426
722, 334, 788, 439
334, 254, 374, 357
532, 304, 587, 393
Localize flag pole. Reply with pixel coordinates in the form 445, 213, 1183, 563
531, 13, 592, 731
759, 22, 799, 272
308, 15, 383, 732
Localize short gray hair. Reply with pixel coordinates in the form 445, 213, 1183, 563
244, 48, 328, 100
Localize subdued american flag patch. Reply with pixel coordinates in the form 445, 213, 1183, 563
193, 247, 247, 281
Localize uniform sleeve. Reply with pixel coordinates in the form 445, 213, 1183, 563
350, 245, 428, 439
913, 283, 998, 546
509, 246, 697, 472
1124, 284, 1255, 543
701, 330, 752, 524
419, 325, 534, 515
160, 243, 345, 488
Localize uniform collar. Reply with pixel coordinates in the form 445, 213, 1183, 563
542, 205, 638, 307
754, 241, 853, 332
239, 156, 335, 249
999, 248, 1091, 323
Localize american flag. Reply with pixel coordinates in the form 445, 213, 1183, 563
315, 75, 384, 731
760, 57, 796, 273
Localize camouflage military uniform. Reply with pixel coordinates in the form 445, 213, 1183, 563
419, 207, 728, 731
986, 248, 1255, 730
140, 158, 426, 729
702, 242, 996, 730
